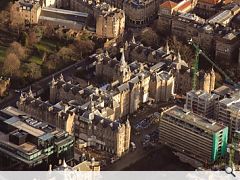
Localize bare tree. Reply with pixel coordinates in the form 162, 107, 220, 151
57, 47, 74, 61
140, 27, 159, 48
28, 31, 38, 46
169, 36, 194, 65
3, 53, 20, 76
7, 41, 26, 60
21, 62, 42, 80
72, 39, 95, 58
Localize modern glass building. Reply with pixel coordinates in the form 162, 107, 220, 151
0, 106, 74, 170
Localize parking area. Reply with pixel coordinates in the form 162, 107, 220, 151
104, 101, 175, 170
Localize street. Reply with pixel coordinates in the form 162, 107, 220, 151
103, 101, 192, 171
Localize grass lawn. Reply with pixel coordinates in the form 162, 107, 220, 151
35, 39, 57, 53
0, 46, 7, 63
29, 55, 43, 65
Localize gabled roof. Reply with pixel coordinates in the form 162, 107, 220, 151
160, 1, 177, 9
198, 0, 220, 5
177, 1, 192, 12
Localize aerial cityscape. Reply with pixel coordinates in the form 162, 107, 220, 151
0, 0, 240, 175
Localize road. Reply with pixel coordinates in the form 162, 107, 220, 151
104, 101, 194, 171
0, 58, 94, 109
104, 102, 174, 171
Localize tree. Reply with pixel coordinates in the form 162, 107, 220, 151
42, 54, 59, 74
72, 39, 95, 58
42, 23, 55, 38
21, 63, 42, 80
3, 53, 20, 76
169, 36, 194, 65
28, 31, 38, 46
140, 27, 159, 48
19, 32, 29, 47
7, 41, 26, 60
57, 47, 74, 62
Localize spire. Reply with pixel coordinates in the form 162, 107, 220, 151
49, 164, 52, 171
20, 91, 24, 99
19, 91, 25, 103
124, 41, 129, 50
51, 76, 56, 87
211, 67, 215, 74
120, 48, 126, 67
62, 159, 67, 168
28, 87, 33, 97
177, 50, 181, 62
166, 41, 170, 54
105, 50, 110, 58
88, 94, 95, 112
52, 76, 55, 83
59, 73, 64, 81
132, 35, 136, 44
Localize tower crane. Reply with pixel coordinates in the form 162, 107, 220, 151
188, 39, 238, 90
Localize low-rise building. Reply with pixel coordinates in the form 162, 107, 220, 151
158, 0, 196, 33
18, 77, 131, 157
0, 106, 74, 170
10, 0, 42, 26
94, 3, 125, 39
53, 158, 100, 171
149, 71, 175, 102
159, 105, 228, 164
175, 63, 216, 95
123, 0, 160, 27
0, 77, 10, 97
185, 90, 220, 119
215, 32, 240, 64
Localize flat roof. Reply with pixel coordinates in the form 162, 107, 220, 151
213, 85, 231, 96
5, 117, 45, 137
187, 90, 219, 100
162, 106, 225, 133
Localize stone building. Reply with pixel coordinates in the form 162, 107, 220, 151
157, 0, 177, 33
215, 32, 240, 64
0, 77, 10, 97
42, 0, 57, 7
175, 65, 216, 95
158, 2, 240, 60
102, 0, 124, 8
17, 90, 76, 135
157, 0, 195, 33
96, 47, 175, 105
53, 158, 101, 171
57, 0, 125, 39
125, 39, 215, 95
10, 0, 42, 26
149, 71, 175, 102
96, 50, 132, 83
194, 0, 232, 18
17, 87, 131, 157
94, 3, 125, 38
123, 0, 160, 27
124, 38, 174, 63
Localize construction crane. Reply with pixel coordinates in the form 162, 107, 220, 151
188, 39, 238, 89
